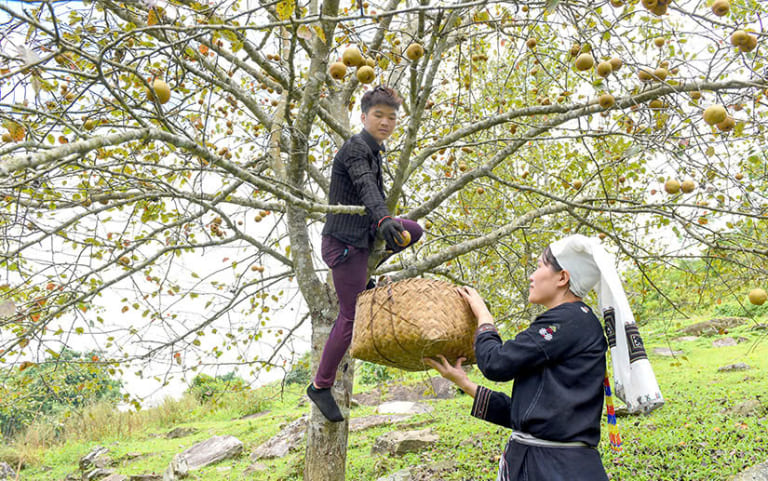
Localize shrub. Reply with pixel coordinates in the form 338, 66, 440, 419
187, 372, 247, 404
284, 351, 311, 386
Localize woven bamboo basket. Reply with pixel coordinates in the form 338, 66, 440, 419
350, 278, 477, 371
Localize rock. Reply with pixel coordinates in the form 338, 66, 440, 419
243, 463, 268, 475
675, 336, 699, 342
652, 347, 682, 357
251, 415, 308, 460
679, 317, 747, 336
102, 475, 128, 481
165, 427, 198, 439
0, 462, 16, 481
752, 323, 768, 331
376, 401, 433, 415
83, 468, 115, 480
350, 414, 413, 432
727, 400, 763, 416
429, 377, 456, 399
718, 363, 751, 372
64, 474, 80, 481
164, 435, 243, 480
730, 461, 768, 481
371, 429, 439, 456
80, 446, 113, 472
129, 475, 162, 481
377, 467, 414, 481
737, 337, 750, 343
713, 337, 738, 348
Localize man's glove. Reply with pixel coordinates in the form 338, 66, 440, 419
378, 217, 405, 250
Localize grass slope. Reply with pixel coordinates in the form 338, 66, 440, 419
9, 316, 768, 481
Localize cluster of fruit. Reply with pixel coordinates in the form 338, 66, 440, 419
328, 44, 424, 84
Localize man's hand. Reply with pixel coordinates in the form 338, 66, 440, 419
378, 217, 405, 249
423, 355, 478, 398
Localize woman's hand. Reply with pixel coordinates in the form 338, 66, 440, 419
458, 286, 494, 326
423, 355, 478, 398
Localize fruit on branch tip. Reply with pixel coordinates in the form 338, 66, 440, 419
703, 104, 727, 125
405, 43, 424, 61
365, 57, 376, 67
649, 99, 665, 110
356, 66, 375, 84
716, 116, 735, 131
84, 119, 96, 130
730, 30, 748, 47
574, 53, 594, 71
610, 0, 623, 7
150, 79, 171, 104
1, 133, 12, 143
572, 180, 583, 189
654, 37, 666, 47
748, 288, 767, 306
598, 93, 615, 109
638, 67, 654, 81
526, 38, 537, 49
596, 61, 613, 77
664, 179, 681, 194
654, 67, 668, 81
711, 0, 730, 17
739, 34, 757, 53
690, 91, 702, 100
342, 47, 364, 67
329, 62, 347, 80
680, 179, 695, 193
569, 43, 581, 57
609, 57, 623, 71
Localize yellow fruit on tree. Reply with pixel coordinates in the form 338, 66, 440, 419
638, 67, 654, 81
342, 47, 364, 67
730, 30, 748, 47
598, 93, 615, 109
664, 179, 681, 194
1, 133, 12, 143
681, 179, 695, 193
716, 116, 735, 132
151, 79, 171, 104
526, 38, 537, 50
654, 67, 668, 81
356, 66, 375, 84
703, 105, 727, 125
596, 61, 613, 78
748, 288, 767, 306
711, 0, 729, 16
574, 53, 594, 71
609, 57, 623, 71
329, 62, 347, 80
405, 43, 424, 61
739, 34, 758, 53
654, 37, 666, 47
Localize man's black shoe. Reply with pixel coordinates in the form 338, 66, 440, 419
306, 384, 344, 422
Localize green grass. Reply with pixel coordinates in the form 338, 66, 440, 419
6, 315, 768, 481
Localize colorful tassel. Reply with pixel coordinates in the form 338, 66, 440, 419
604, 375, 623, 452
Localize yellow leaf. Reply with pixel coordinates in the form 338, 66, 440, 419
297, 25, 312, 41
313, 25, 326, 44
5, 121, 25, 142
276, 0, 295, 20
147, 7, 165, 26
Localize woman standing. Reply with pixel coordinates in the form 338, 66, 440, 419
425, 235, 662, 480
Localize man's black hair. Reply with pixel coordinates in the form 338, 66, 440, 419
361, 85, 403, 113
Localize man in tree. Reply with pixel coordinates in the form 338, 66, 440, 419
307, 85, 423, 422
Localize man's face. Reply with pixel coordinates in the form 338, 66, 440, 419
361, 104, 398, 143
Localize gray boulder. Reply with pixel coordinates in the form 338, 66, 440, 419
718, 363, 751, 372
0, 462, 16, 481
376, 401, 433, 415
371, 429, 439, 456
351, 414, 413, 432
377, 467, 414, 481
653, 347, 682, 357
164, 435, 243, 480
165, 427, 198, 439
713, 337, 738, 348
251, 415, 308, 460
731, 461, 768, 481
79, 446, 112, 472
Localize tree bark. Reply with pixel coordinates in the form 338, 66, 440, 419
304, 306, 355, 481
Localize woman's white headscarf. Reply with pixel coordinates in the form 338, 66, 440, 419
550, 234, 664, 414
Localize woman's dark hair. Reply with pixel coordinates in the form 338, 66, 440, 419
541, 246, 564, 272
361, 85, 403, 113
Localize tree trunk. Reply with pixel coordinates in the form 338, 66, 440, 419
304, 307, 355, 480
